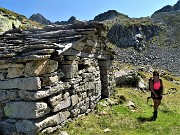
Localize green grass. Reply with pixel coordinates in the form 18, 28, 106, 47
40, 74, 180, 135
0, 7, 26, 21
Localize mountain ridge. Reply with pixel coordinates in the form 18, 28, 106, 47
152, 0, 180, 16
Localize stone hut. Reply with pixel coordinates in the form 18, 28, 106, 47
0, 21, 116, 135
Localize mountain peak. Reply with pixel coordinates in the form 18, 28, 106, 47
94, 10, 128, 21
67, 16, 77, 23
29, 13, 51, 25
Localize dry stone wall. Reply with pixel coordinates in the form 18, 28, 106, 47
0, 22, 116, 135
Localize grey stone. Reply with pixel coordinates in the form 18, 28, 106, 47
41, 75, 59, 86
24, 60, 58, 77
41, 125, 61, 134
21, 49, 55, 56
0, 73, 6, 80
12, 55, 51, 63
0, 90, 18, 102
18, 82, 70, 100
84, 82, 95, 90
70, 109, 80, 118
48, 93, 63, 108
80, 105, 88, 114
7, 67, 24, 79
15, 120, 37, 135
0, 119, 17, 135
0, 77, 41, 90
0, 103, 5, 118
36, 111, 70, 131
60, 64, 78, 78
53, 96, 71, 112
71, 95, 79, 106
4, 102, 50, 119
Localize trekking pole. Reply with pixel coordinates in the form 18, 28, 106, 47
147, 90, 178, 103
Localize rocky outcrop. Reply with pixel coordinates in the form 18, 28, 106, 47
0, 21, 116, 135
29, 13, 51, 25
107, 23, 161, 48
0, 14, 21, 33
0, 8, 44, 34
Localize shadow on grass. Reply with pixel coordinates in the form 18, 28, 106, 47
137, 116, 155, 123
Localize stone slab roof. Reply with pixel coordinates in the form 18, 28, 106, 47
0, 21, 106, 63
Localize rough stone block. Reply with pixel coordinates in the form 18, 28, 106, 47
71, 95, 79, 106
0, 103, 5, 118
52, 96, 71, 112
87, 66, 96, 73
0, 63, 24, 70
0, 73, 6, 80
7, 67, 23, 78
41, 75, 59, 86
0, 77, 41, 90
81, 73, 94, 81
4, 102, 50, 119
36, 111, 70, 131
15, 120, 37, 135
86, 40, 96, 47
0, 120, 17, 135
0, 90, 18, 102
70, 109, 80, 118
80, 105, 88, 114
18, 82, 70, 100
24, 60, 58, 77
60, 64, 78, 78
48, 93, 63, 108
84, 82, 95, 90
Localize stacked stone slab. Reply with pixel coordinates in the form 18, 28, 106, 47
0, 21, 116, 135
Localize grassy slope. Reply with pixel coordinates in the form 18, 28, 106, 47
0, 7, 44, 30
40, 72, 180, 135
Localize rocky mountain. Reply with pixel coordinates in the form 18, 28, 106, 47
94, 10, 129, 21
29, 13, 51, 25
92, 3, 180, 75
152, 0, 180, 15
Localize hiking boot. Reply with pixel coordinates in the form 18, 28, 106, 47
153, 111, 158, 120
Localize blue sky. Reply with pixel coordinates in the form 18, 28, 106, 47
0, 0, 178, 22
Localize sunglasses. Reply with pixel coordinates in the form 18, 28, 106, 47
153, 74, 159, 76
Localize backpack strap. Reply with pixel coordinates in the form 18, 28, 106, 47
148, 78, 154, 91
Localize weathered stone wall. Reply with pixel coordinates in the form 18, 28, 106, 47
0, 58, 114, 135
0, 23, 116, 135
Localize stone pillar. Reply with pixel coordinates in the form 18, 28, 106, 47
98, 60, 116, 98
